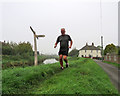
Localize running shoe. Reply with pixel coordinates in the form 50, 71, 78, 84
61, 67, 64, 70
66, 63, 69, 68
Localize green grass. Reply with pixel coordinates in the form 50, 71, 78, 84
2, 55, 58, 69
103, 61, 120, 69
2, 57, 119, 95
2, 55, 33, 69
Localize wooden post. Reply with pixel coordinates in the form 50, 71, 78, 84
34, 34, 37, 66
101, 36, 103, 61
30, 26, 45, 66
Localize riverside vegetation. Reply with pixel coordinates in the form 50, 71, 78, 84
2, 55, 58, 69
1, 41, 58, 69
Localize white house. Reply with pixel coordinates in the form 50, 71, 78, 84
78, 43, 102, 58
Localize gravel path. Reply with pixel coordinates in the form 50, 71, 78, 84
94, 60, 120, 93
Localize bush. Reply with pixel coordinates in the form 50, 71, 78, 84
69, 48, 79, 57
2, 41, 33, 56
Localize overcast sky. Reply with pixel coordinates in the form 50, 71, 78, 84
0, 0, 119, 55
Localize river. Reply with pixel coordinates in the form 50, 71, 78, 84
43, 58, 58, 64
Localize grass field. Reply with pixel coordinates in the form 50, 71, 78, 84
2, 57, 119, 95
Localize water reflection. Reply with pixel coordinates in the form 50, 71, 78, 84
43, 58, 58, 64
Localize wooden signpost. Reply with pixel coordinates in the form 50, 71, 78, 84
30, 26, 45, 66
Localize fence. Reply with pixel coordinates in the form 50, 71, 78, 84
104, 54, 120, 64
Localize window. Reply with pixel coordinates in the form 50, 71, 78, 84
109, 56, 111, 61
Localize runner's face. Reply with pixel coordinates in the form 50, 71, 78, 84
61, 31, 65, 35
61, 29, 65, 35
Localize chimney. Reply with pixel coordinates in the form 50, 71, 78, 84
92, 43, 94, 46
86, 43, 88, 46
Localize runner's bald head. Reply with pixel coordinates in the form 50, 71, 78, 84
61, 28, 65, 35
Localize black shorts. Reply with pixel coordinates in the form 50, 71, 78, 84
58, 49, 69, 56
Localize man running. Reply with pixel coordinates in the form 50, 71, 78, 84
54, 28, 73, 70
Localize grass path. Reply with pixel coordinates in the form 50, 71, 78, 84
103, 61, 120, 69
2, 57, 119, 94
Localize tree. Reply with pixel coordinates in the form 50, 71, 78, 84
2, 41, 33, 56
0, 42, 1, 55
104, 44, 117, 55
16, 42, 33, 56
69, 48, 79, 57
97, 45, 101, 49
2, 42, 13, 55
117, 46, 120, 55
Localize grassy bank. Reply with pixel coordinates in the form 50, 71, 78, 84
2, 61, 61, 94
2, 57, 118, 94
103, 61, 120, 69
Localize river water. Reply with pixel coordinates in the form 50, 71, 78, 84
43, 58, 58, 64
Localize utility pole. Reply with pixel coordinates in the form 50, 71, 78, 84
100, 0, 103, 61
101, 36, 103, 61
30, 26, 45, 66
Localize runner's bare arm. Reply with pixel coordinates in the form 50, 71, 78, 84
69, 40, 73, 48
54, 42, 58, 48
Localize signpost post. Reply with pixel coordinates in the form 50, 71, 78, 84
30, 26, 45, 66
101, 36, 104, 61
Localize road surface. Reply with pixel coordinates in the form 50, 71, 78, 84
94, 60, 120, 93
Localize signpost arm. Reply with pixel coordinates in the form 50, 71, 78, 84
30, 26, 45, 66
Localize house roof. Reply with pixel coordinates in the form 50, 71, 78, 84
80, 43, 100, 50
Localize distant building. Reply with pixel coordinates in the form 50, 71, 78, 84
78, 43, 102, 58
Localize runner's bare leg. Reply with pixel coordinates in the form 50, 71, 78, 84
59, 55, 63, 67
63, 55, 68, 63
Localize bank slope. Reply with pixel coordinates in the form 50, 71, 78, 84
2, 57, 118, 94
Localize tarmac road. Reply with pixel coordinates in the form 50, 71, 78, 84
94, 59, 120, 93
